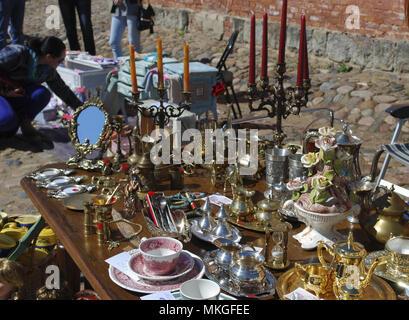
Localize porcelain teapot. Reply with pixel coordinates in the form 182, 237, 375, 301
317, 232, 381, 300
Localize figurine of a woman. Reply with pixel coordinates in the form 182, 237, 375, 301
123, 166, 141, 218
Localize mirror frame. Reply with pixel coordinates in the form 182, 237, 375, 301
67, 97, 112, 171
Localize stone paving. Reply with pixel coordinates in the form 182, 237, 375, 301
1, 0, 409, 218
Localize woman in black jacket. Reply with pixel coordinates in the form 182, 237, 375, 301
0, 36, 82, 140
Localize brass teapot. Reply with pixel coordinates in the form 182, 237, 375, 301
370, 188, 409, 244
230, 186, 256, 221
317, 232, 381, 300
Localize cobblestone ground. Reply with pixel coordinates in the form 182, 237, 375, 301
1, 0, 408, 217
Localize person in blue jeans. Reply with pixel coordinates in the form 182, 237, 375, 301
58, 0, 96, 56
0, 0, 26, 50
109, 0, 142, 60
0, 36, 82, 141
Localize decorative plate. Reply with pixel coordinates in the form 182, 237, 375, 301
364, 250, 409, 287
109, 252, 205, 294
63, 193, 97, 211
190, 219, 241, 244
47, 184, 96, 199
27, 168, 75, 181
36, 175, 84, 190
128, 250, 194, 281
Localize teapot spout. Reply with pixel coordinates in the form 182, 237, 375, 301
361, 257, 383, 289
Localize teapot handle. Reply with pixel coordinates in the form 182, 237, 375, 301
317, 241, 334, 268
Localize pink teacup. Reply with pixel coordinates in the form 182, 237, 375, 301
139, 237, 183, 275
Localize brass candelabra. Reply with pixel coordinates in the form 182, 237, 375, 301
248, 63, 311, 147
127, 88, 192, 129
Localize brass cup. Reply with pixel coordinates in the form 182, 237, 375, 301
92, 194, 118, 220
385, 236, 409, 277
295, 263, 334, 298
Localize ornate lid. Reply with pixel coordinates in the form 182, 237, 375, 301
334, 232, 365, 258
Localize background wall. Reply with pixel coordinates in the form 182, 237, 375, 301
150, 0, 408, 40
149, 0, 409, 72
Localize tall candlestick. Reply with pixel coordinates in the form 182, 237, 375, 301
296, 14, 306, 87
249, 14, 256, 84
278, 0, 288, 64
302, 16, 309, 81
156, 38, 164, 89
129, 45, 138, 93
184, 43, 190, 92
261, 13, 268, 79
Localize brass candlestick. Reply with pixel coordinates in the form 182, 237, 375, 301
248, 63, 311, 148
111, 115, 125, 170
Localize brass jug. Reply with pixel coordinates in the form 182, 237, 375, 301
317, 232, 380, 300
230, 186, 256, 221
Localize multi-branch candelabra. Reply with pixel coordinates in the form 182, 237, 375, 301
248, 63, 311, 148
127, 88, 192, 130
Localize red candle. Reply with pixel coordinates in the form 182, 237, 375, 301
302, 16, 309, 81
261, 13, 268, 79
296, 15, 306, 87
278, 0, 288, 64
249, 14, 256, 84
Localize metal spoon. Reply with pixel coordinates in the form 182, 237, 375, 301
158, 197, 177, 233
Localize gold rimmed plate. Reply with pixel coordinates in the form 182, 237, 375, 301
276, 267, 396, 300
63, 193, 97, 211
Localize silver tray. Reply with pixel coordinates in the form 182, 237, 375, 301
36, 175, 84, 189
47, 184, 96, 199
190, 219, 241, 244
365, 250, 409, 287
27, 168, 75, 181
203, 250, 276, 298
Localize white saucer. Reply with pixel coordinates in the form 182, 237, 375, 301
128, 250, 194, 281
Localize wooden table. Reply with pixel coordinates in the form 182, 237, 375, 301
20, 163, 385, 300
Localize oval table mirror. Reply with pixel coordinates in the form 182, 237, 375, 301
67, 97, 112, 171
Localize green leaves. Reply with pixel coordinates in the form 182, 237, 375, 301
302, 183, 309, 193
334, 159, 343, 176
310, 188, 329, 204
320, 148, 336, 164
292, 192, 301, 201
323, 170, 335, 182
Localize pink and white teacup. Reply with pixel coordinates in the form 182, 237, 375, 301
139, 237, 183, 275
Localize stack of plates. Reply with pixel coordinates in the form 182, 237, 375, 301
109, 250, 205, 294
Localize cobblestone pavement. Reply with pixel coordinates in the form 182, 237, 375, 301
1, 0, 408, 218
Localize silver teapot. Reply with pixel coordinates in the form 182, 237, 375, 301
230, 250, 266, 284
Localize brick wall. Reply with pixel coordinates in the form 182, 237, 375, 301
150, 0, 409, 41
